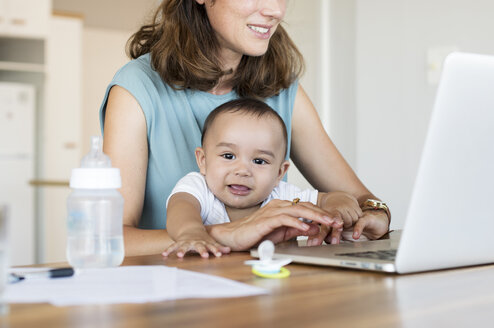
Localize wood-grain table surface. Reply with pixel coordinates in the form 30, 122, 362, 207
3, 246, 494, 328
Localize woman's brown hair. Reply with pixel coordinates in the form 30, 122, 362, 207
127, 0, 304, 98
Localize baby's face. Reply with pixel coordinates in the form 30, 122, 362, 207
196, 111, 289, 211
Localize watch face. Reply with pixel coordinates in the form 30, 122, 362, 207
362, 199, 391, 225
363, 199, 387, 210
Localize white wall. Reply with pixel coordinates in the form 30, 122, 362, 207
355, 0, 494, 228
42, 15, 83, 263
284, 0, 358, 188
53, 0, 157, 31
284, 0, 330, 189
82, 28, 132, 154
329, 0, 357, 168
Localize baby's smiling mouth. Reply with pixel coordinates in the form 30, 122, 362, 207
228, 184, 251, 196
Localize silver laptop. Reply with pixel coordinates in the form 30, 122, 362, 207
251, 52, 494, 274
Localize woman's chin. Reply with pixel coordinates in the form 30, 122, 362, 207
242, 44, 270, 57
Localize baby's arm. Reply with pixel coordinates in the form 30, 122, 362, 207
308, 191, 363, 245
163, 192, 230, 258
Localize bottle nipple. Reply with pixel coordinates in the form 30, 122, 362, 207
258, 240, 275, 262
244, 240, 292, 278
80, 136, 112, 168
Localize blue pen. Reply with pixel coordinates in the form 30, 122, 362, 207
8, 267, 75, 284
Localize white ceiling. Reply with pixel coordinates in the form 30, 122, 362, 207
53, 0, 159, 31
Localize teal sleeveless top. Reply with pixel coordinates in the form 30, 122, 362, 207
100, 53, 299, 229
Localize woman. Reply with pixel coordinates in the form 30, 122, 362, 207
101, 0, 389, 256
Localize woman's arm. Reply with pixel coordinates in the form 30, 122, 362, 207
103, 85, 174, 256
291, 85, 389, 239
207, 199, 340, 251
291, 85, 371, 198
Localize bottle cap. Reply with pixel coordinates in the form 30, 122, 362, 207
69, 136, 121, 189
70, 167, 121, 189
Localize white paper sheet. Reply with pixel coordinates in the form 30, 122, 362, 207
4, 265, 267, 306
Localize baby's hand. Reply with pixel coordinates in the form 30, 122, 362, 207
306, 192, 363, 246
162, 233, 231, 259
319, 191, 363, 229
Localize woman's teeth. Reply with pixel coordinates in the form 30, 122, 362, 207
248, 25, 269, 34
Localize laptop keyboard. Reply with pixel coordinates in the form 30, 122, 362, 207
336, 249, 397, 261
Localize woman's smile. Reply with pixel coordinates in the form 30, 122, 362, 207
247, 24, 272, 39
199, 0, 285, 60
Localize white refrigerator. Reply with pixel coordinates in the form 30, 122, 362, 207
0, 82, 35, 265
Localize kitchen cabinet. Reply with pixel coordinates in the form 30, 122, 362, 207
0, 10, 82, 265
0, 36, 44, 265
0, 0, 51, 39
0, 82, 36, 266
42, 14, 83, 263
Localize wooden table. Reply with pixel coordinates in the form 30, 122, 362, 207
3, 249, 494, 328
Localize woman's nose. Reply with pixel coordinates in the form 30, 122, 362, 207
260, 0, 285, 20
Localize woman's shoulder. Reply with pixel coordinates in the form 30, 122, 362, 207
110, 53, 184, 107
279, 79, 299, 96
113, 54, 160, 85
265, 79, 298, 103
263, 79, 299, 119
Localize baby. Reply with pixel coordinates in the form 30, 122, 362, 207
163, 98, 362, 258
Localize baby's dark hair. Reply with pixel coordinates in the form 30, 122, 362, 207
201, 98, 288, 157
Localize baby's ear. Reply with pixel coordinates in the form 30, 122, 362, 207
195, 147, 207, 175
277, 160, 290, 181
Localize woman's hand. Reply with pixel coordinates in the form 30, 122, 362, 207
351, 210, 390, 240
312, 209, 389, 245
207, 199, 343, 251
261, 222, 321, 245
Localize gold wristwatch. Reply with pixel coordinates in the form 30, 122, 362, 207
361, 199, 391, 225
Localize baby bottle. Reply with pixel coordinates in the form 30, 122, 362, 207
66, 136, 124, 268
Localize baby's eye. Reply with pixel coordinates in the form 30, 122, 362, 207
253, 158, 268, 165
222, 153, 235, 160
